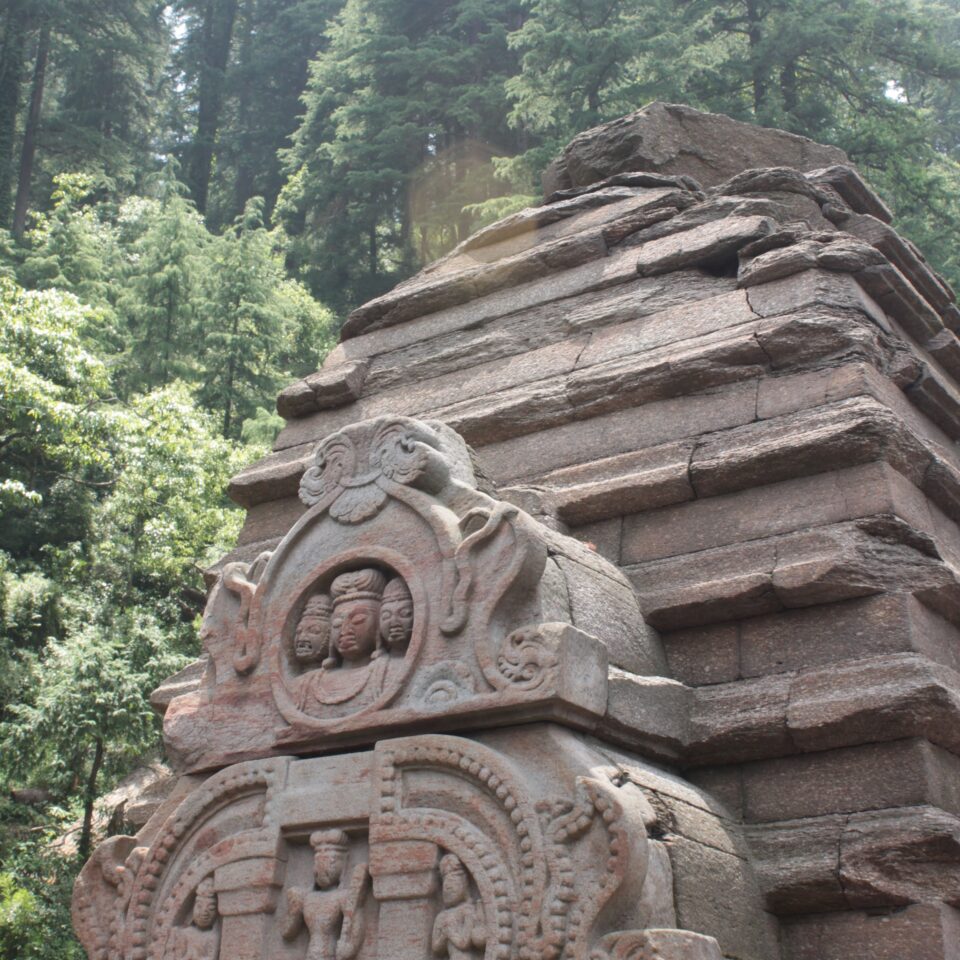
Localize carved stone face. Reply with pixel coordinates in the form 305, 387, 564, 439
441, 866, 468, 907
293, 594, 332, 665
313, 847, 346, 889
332, 600, 380, 661
379, 596, 413, 651
192, 886, 217, 929
295, 632, 323, 662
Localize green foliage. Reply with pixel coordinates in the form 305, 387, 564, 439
116, 165, 212, 395
0, 799, 85, 960
0, 272, 252, 893
0, 277, 113, 563
278, 0, 526, 310
202, 197, 312, 435
0, 871, 42, 957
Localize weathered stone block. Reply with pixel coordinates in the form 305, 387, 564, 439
543, 101, 847, 196
635, 215, 777, 276
662, 623, 740, 687
667, 837, 781, 960
737, 594, 960, 678
781, 903, 960, 960
737, 739, 960, 822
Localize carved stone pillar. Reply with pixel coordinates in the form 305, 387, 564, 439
369, 839, 439, 960
213, 855, 286, 960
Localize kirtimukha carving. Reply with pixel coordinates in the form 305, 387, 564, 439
280, 830, 368, 960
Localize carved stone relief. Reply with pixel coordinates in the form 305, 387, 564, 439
432, 854, 487, 960
172, 877, 219, 960
163, 417, 663, 772
74, 727, 723, 960
75, 417, 729, 959
280, 830, 369, 960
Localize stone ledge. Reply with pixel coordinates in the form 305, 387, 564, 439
748, 805, 960, 915
690, 738, 960, 824
687, 653, 960, 766
341, 186, 694, 338
275, 359, 368, 419
663, 595, 960, 686
626, 517, 958, 632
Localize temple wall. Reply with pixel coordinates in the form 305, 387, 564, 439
222, 105, 960, 957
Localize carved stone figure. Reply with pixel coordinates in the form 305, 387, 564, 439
431, 855, 487, 960
294, 593, 333, 665
378, 577, 413, 653
172, 878, 219, 960
281, 830, 368, 960
292, 569, 393, 709
329, 569, 387, 666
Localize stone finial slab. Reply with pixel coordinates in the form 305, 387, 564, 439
542, 101, 848, 196
162, 416, 665, 771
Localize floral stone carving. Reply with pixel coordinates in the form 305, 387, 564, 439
162, 417, 665, 772
73, 726, 722, 960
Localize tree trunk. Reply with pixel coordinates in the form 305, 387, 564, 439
188, 0, 238, 215
781, 58, 798, 116
232, 0, 257, 217
745, 0, 768, 118
12, 18, 49, 239
0, 2, 28, 227
79, 736, 104, 860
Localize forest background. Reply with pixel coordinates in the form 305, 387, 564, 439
2, 0, 960, 954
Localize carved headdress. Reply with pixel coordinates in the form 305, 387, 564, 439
381, 577, 411, 605
310, 829, 349, 852
439, 854, 466, 878
330, 569, 387, 607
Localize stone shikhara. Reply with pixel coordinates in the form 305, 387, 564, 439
76, 102, 960, 959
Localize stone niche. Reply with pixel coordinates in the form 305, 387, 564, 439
161, 415, 671, 772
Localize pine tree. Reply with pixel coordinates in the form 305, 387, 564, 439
200, 196, 332, 436
279, 0, 525, 313
117, 162, 211, 396
207, 0, 344, 227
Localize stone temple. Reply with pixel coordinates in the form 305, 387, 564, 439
74, 102, 960, 959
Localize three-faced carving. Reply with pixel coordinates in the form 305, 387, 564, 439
161, 416, 648, 770
288, 565, 414, 715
